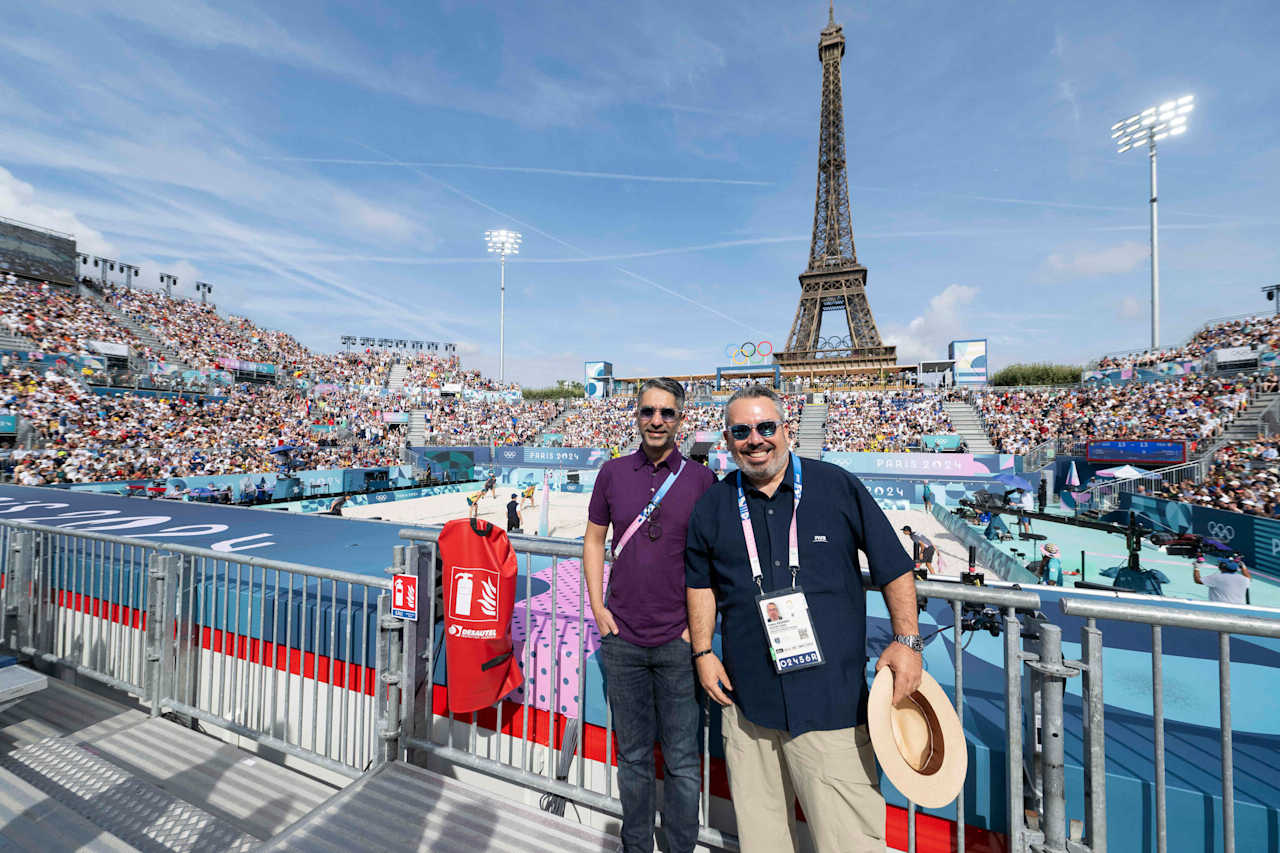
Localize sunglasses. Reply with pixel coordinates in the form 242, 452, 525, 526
728, 420, 780, 441
637, 406, 681, 423
646, 503, 663, 541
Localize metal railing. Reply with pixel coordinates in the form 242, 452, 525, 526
1059, 597, 1280, 853
0, 519, 404, 780
396, 525, 1044, 853
1023, 439, 1058, 472
6, 515, 1275, 851
1084, 461, 1200, 513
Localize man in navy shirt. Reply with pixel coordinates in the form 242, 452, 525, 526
686, 385, 922, 852
584, 378, 716, 853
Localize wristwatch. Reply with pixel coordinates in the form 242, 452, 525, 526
894, 633, 925, 654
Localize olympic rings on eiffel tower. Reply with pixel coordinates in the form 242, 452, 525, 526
723, 340, 774, 365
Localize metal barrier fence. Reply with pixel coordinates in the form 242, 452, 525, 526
0, 519, 403, 780
8, 516, 1275, 851
1023, 439, 1057, 472
1085, 461, 1200, 514
1059, 597, 1280, 853
397, 525, 1045, 853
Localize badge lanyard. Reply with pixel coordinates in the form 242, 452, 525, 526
737, 452, 824, 674
613, 459, 687, 557
737, 452, 803, 592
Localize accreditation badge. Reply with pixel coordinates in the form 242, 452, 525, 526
755, 587, 824, 674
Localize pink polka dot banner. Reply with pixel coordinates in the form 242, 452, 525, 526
509, 558, 607, 719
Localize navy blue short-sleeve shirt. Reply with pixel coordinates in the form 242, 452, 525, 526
685, 458, 913, 736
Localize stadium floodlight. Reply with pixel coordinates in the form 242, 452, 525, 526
195, 280, 213, 305
1110, 94, 1195, 350
484, 229, 522, 384
92, 256, 120, 287
159, 273, 179, 301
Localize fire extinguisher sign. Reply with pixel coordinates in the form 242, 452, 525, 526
391, 574, 418, 621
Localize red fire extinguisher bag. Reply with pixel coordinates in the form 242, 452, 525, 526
439, 518, 524, 713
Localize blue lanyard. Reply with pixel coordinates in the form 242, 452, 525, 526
613, 459, 687, 556
736, 452, 802, 590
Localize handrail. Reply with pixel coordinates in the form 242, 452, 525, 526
397, 525, 1043, 853
6, 519, 391, 589
1060, 597, 1280, 636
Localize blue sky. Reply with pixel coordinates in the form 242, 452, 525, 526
1, 0, 1277, 385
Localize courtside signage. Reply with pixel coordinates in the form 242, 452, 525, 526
392, 574, 419, 621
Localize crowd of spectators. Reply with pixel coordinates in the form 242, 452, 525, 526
557, 398, 636, 449
822, 391, 956, 452
552, 394, 803, 452
1096, 314, 1280, 370
14, 274, 1280, 520
0, 279, 578, 486
1, 361, 406, 485
420, 397, 564, 446
975, 374, 1270, 455
1157, 436, 1280, 518
1, 281, 141, 354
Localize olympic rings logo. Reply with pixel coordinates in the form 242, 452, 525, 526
723, 340, 774, 366
1206, 522, 1235, 541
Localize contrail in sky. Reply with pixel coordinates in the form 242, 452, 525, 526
353, 142, 771, 337
264, 156, 772, 186
291, 218, 1271, 267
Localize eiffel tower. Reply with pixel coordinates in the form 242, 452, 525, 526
775, 4, 897, 373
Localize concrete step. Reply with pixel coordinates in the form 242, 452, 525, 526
797, 403, 827, 459
941, 402, 996, 454
85, 289, 189, 369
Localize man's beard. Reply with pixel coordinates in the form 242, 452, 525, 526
733, 443, 788, 483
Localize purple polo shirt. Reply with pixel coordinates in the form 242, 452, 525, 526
588, 447, 716, 647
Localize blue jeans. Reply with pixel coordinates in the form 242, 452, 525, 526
599, 633, 701, 853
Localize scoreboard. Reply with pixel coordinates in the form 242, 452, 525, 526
1085, 440, 1186, 466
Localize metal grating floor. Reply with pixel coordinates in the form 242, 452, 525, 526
261, 761, 619, 853
0, 676, 345, 851
2, 736, 257, 852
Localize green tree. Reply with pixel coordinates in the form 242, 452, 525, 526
522, 379, 585, 400
988, 363, 1082, 387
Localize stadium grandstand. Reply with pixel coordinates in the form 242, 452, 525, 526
5, 271, 1280, 513
1, 4, 1277, 849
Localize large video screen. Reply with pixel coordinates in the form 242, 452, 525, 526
0, 219, 77, 284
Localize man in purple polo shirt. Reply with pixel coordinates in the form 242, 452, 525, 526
584, 377, 716, 853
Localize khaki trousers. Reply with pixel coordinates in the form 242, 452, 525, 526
721, 702, 885, 853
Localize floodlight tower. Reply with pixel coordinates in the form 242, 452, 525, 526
159, 272, 179, 301
195, 280, 213, 305
484, 229, 522, 384
1110, 94, 1195, 351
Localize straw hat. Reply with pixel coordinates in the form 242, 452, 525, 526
867, 668, 967, 809
1041, 542, 1060, 557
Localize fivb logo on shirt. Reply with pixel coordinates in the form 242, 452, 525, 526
450, 567, 500, 623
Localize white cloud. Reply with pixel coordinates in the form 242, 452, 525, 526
880, 284, 980, 364
345, 200, 418, 242
0, 166, 112, 254
1045, 242, 1148, 277
1119, 296, 1143, 319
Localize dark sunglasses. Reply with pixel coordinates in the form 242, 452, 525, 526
728, 420, 780, 441
646, 503, 663, 541
637, 406, 680, 423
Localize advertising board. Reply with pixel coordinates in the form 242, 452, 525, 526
948, 339, 988, 385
